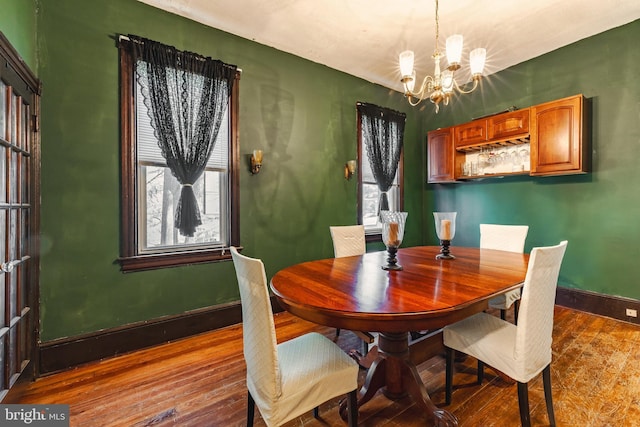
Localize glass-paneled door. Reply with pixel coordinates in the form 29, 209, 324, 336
0, 33, 40, 401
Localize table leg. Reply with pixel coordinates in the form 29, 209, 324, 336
340, 332, 458, 426
401, 358, 459, 426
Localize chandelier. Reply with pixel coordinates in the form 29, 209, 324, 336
398, 0, 487, 112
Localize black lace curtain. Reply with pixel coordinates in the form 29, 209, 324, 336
128, 35, 237, 237
357, 102, 406, 213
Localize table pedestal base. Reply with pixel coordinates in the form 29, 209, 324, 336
341, 332, 458, 426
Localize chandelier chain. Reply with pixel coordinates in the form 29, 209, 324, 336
434, 0, 440, 56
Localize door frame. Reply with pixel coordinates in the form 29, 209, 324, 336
0, 31, 41, 402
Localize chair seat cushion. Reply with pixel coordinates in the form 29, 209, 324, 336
257, 332, 358, 426
488, 287, 521, 310
444, 312, 545, 383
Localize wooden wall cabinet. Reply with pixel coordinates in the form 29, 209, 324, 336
426, 94, 589, 183
487, 108, 530, 141
530, 94, 589, 176
454, 119, 488, 148
427, 127, 456, 183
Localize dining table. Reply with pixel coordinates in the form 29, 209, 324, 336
269, 245, 529, 426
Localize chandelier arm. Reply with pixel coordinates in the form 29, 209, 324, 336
406, 95, 424, 107
404, 75, 435, 101
453, 77, 480, 94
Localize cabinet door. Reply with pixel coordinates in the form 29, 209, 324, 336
427, 128, 455, 183
488, 108, 530, 141
454, 119, 487, 148
531, 95, 588, 176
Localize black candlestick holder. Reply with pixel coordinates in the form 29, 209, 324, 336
436, 240, 455, 260
382, 246, 403, 270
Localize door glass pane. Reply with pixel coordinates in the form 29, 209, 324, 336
0, 337, 5, 388
22, 103, 29, 152
0, 81, 5, 139
10, 151, 17, 203
22, 155, 28, 204
21, 210, 28, 259
0, 268, 5, 327
10, 92, 17, 144
20, 210, 28, 316
20, 259, 27, 312
0, 146, 5, 204
9, 327, 17, 378
9, 209, 17, 318
0, 210, 5, 324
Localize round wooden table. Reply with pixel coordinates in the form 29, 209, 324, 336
270, 246, 529, 426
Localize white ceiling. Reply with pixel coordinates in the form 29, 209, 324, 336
137, 0, 640, 92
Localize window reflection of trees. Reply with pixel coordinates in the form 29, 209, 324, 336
143, 166, 221, 249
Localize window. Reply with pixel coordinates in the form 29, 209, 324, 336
118, 37, 240, 272
357, 105, 404, 238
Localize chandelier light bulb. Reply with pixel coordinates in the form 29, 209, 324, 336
445, 34, 463, 68
442, 69, 454, 92
399, 50, 415, 77
470, 48, 487, 76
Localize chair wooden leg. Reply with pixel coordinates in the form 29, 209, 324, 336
347, 389, 358, 427
445, 347, 454, 405
514, 300, 520, 324
517, 382, 531, 427
543, 365, 556, 426
313, 406, 319, 418
477, 360, 485, 384
335, 328, 341, 340
247, 391, 255, 427
500, 309, 507, 320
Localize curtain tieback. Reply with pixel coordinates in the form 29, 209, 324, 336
182, 183, 193, 187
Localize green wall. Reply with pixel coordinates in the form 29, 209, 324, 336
8, 0, 640, 342
0, 0, 37, 70
34, 0, 423, 341
421, 20, 640, 300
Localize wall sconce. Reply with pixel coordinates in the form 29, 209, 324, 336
251, 149, 263, 174
344, 160, 357, 180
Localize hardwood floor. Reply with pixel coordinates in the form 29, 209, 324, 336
14, 306, 640, 426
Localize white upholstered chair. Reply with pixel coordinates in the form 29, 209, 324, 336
329, 225, 376, 354
230, 247, 359, 427
480, 223, 529, 322
330, 225, 366, 258
444, 240, 568, 427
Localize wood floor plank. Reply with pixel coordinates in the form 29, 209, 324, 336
12, 307, 640, 426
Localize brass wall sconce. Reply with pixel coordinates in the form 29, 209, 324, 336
344, 160, 357, 180
251, 149, 263, 174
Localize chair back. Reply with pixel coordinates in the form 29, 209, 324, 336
330, 225, 366, 258
480, 224, 529, 253
514, 240, 568, 378
230, 247, 281, 404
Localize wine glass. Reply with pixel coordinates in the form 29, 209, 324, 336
519, 147, 530, 169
